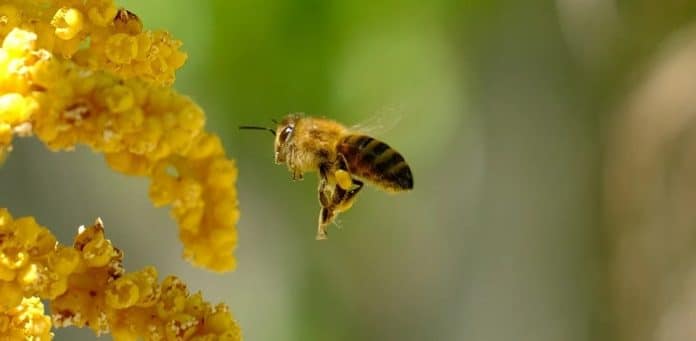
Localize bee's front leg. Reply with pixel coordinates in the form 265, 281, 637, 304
285, 147, 304, 180
287, 160, 303, 181
291, 169, 304, 181
317, 207, 334, 240
316, 162, 334, 240
318, 163, 332, 207
286, 166, 304, 181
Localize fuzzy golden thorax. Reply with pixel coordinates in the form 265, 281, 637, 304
274, 114, 348, 179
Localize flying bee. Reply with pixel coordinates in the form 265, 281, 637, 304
240, 113, 413, 240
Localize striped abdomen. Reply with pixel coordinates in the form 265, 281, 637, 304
336, 134, 413, 191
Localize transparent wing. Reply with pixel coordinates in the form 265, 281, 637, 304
348, 105, 403, 137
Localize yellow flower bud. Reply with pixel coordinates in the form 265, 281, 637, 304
104, 151, 153, 176
0, 122, 11, 146
0, 282, 23, 311
18, 263, 39, 287
207, 158, 238, 188
0, 251, 27, 270
0, 263, 15, 281
14, 216, 42, 246
134, 33, 152, 61
105, 33, 138, 64
81, 236, 114, 268
49, 247, 80, 275
53, 35, 82, 57
165, 313, 199, 340
32, 229, 57, 257
178, 208, 204, 232
106, 277, 139, 309
87, 5, 118, 27
205, 307, 237, 334
104, 84, 135, 113
186, 134, 223, 159
51, 8, 85, 40
45, 277, 68, 299
2, 29, 36, 57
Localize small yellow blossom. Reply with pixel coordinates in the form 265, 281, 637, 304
0, 297, 53, 340
105, 33, 137, 64
0, 209, 242, 340
51, 7, 85, 41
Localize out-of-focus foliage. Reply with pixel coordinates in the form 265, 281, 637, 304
2, 0, 696, 340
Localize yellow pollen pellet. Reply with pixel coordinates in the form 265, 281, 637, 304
335, 169, 353, 190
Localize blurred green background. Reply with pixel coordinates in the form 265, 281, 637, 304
4, 0, 696, 340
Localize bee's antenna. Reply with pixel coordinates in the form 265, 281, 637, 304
239, 125, 276, 136
271, 118, 279, 125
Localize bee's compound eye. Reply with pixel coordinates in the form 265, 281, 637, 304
279, 125, 293, 142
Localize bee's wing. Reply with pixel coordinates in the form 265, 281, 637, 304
348, 106, 403, 137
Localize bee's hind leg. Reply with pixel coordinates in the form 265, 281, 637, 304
315, 158, 361, 240
317, 207, 335, 240
329, 180, 363, 226
336, 178, 363, 212
315, 179, 362, 240
316, 162, 337, 239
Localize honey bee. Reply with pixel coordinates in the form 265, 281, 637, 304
240, 114, 413, 240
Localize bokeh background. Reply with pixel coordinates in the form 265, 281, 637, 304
3, 0, 696, 340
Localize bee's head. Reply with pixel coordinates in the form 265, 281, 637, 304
273, 114, 300, 164
239, 114, 301, 164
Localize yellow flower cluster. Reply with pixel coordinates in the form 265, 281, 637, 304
0, 208, 242, 340
0, 1, 239, 272
0, 0, 186, 85
0, 297, 52, 340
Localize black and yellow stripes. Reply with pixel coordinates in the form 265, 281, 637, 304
337, 134, 413, 191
